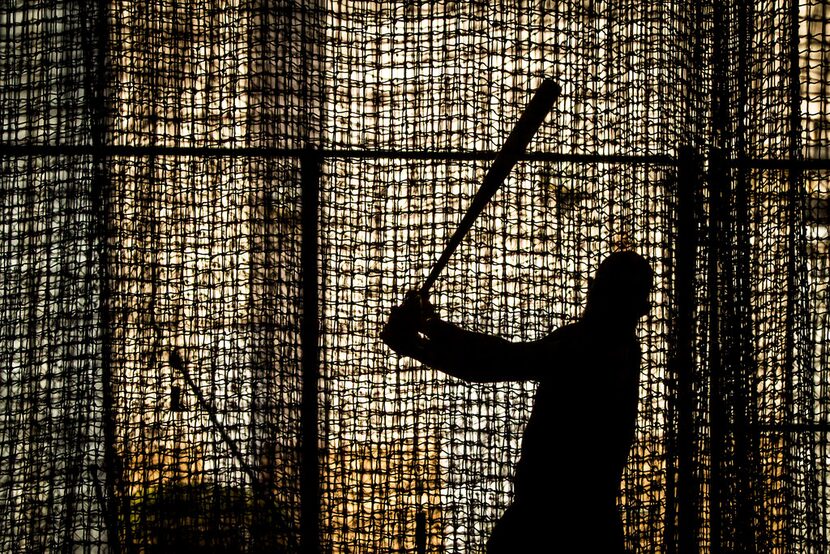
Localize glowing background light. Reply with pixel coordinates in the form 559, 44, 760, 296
1, 0, 829, 552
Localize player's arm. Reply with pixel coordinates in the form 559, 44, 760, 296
417, 318, 555, 383
381, 293, 576, 383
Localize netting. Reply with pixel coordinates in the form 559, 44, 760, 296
318, 156, 676, 552
1, 0, 829, 553
106, 156, 304, 551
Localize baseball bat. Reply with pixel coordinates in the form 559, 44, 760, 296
420, 78, 561, 295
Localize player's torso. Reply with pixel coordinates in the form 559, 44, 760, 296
513, 325, 641, 503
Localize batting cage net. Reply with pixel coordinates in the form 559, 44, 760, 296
1, 1, 828, 552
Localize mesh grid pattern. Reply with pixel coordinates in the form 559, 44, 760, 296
2, 0, 830, 552
319, 158, 675, 551
323, 1, 692, 155
106, 156, 303, 551
0, 155, 107, 551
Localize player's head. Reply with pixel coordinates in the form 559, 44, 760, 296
585, 251, 654, 325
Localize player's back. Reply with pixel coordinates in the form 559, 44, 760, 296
491, 320, 640, 552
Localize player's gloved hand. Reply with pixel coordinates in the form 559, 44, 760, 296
381, 291, 435, 358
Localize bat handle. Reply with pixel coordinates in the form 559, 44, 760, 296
420, 266, 440, 296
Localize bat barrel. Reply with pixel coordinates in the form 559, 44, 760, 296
420, 78, 561, 295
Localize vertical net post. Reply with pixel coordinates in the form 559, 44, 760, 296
675, 145, 702, 554
79, 0, 121, 550
707, 146, 727, 554
301, 148, 322, 554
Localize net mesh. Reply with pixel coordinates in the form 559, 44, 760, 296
1, 0, 829, 553
106, 156, 303, 551
318, 156, 676, 552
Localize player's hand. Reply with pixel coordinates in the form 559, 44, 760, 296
380, 291, 435, 357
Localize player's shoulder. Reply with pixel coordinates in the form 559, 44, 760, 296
544, 320, 585, 338
538, 321, 587, 350
531, 323, 588, 381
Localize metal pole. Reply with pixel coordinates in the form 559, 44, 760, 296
675, 145, 701, 554
77, 0, 122, 550
707, 146, 727, 554
300, 148, 322, 554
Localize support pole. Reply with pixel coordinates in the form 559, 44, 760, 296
300, 148, 322, 554
675, 146, 701, 554
707, 146, 727, 554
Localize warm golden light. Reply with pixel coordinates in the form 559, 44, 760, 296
2, 0, 820, 552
